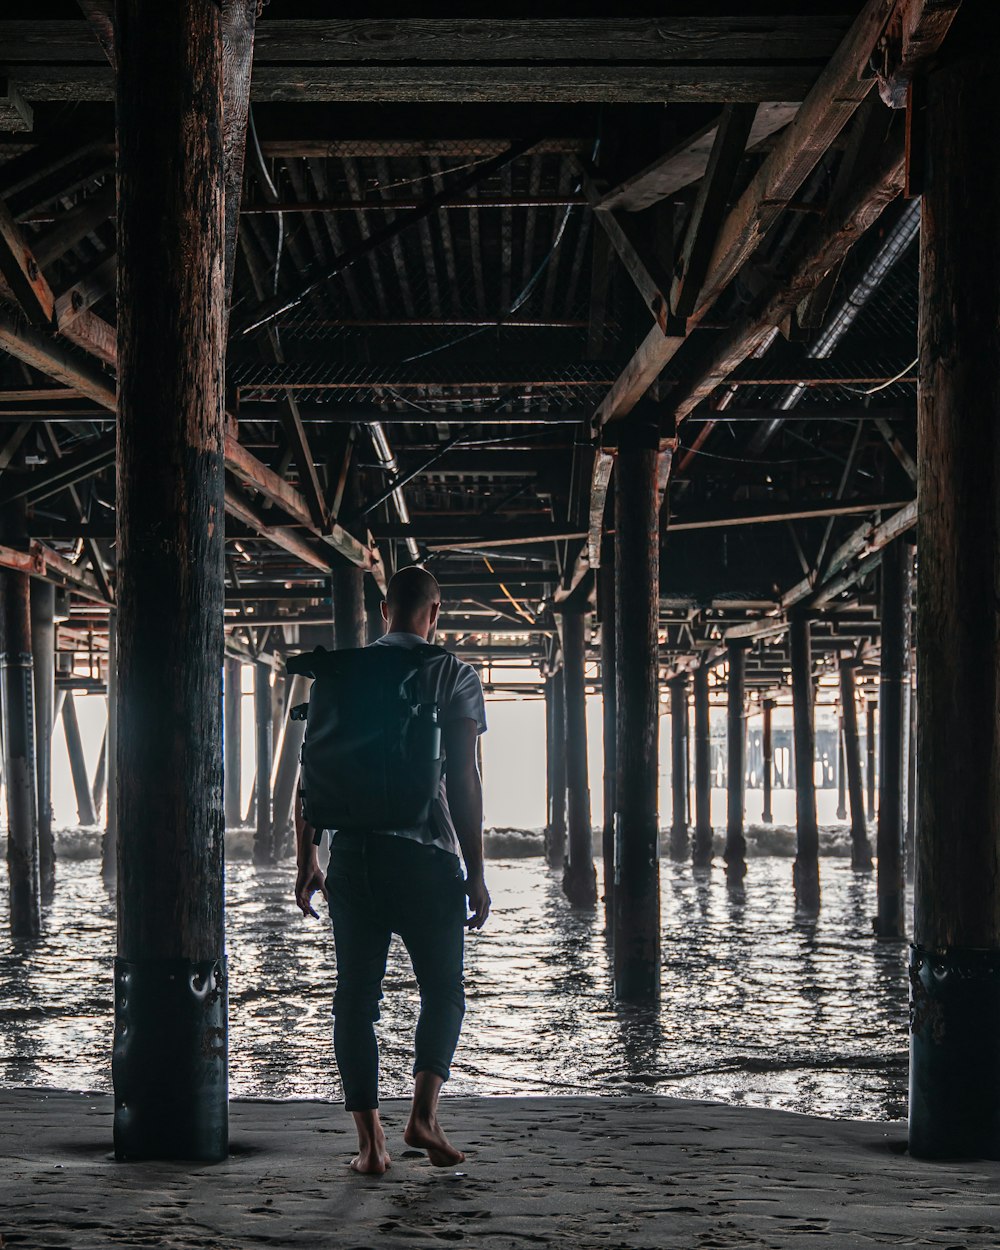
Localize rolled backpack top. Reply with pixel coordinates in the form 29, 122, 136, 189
286, 643, 444, 833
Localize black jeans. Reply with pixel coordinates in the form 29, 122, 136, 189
326, 832, 467, 1112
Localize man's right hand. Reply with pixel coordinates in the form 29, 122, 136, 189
295, 861, 328, 919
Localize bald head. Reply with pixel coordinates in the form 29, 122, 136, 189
382, 565, 442, 639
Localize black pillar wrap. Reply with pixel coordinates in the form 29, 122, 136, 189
113, 957, 228, 1161
909, 945, 1000, 1160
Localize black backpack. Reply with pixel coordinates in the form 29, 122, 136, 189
286, 643, 445, 833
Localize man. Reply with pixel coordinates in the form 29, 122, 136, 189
294, 565, 490, 1175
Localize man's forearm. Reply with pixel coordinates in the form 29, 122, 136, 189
448, 769, 485, 879
295, 792, 318, 867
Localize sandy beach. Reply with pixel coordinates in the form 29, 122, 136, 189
2, 1089, 999, 1248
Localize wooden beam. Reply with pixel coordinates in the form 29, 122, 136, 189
670, 127, 906, 422
593, 0, 898, 437
669, 104, 758, 326
599, 103, 799, 214
584, 169, 672, 334
0, 307, 116, 408
0, 193, 55, 325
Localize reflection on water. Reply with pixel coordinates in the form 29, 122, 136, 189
0, 852, 908, 1120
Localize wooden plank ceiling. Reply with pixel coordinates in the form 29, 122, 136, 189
0, 2, 946, 690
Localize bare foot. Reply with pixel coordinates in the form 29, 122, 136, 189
403, 1117, 465, 1167
350, 1139, 392, 1175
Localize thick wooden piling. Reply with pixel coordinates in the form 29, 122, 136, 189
1, 527, 40, 938
910, 18, 1000, 1158
30, 580, 55, 896
613, 427, 660, 1000
114, 0, 228, 1161
103, 612, 117, 884
545, 670, 567, 868
692, 663, 713, 868
271, 673, 309, 858
669, 675, 690, 860
333, 568, 367, 650
62, 692, 97, 828
836, 727, 848, 821
253, 660, 272, 865
866, 699, 877, 820
223, 657, 242, 828
598, 560, 616, 924
761, 697, 774, 824
790, 614, 820, 912
723, 641, 747, 883
562, 608, 597, 908
875, 539, 910, 939
839, 659, 873, 871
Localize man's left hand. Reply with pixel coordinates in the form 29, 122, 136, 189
465, 874, 491, 930
295, 861, 328, 919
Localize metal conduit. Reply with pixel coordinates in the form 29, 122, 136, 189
368, 422, 423, 563
749, 198, 922, 454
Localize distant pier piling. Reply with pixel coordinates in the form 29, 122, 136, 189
724, 641, 747, 884
839, 658, 872, 872
30, 580, 55, 897
545, 670, 567, 869
790, 614, 820, 913
874, 539, 910, 939
62, 692, 97, 828
253, 660, 273, 865
761, 697, 774, 825
669, 675, 690, 861
866, 700, 877, 820
561, 608, 597, 908
598, 560, 616, 924
1, 507, 40, 939
692, 664, 713, 868
223, 657, 242, 829
612, 423, 659, 1001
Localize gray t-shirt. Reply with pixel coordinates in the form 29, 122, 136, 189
334, 631, 486, 858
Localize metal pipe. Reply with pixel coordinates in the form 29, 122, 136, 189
368, 422, 422, 563
749, 200, 921, 453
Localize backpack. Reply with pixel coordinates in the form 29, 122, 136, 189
286, 643, 445, 833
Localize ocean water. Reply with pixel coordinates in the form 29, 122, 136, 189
0, 837, 908, 1121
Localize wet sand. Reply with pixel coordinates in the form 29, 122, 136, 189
2, 1089, 998, 1249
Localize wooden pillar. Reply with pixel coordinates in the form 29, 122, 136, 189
875, 539, 910, 939
668, 675, 689, 860
612, 427, 659, 1000
905, 664, 917, 882
1, 530, 40, 938
761, 697, 774, 824
723, 641, 747, 883
840, 659, 873, 872
790, 614, 820, 912
271, 673, 309, 859
692, 664, 713, 868
598, 559, 616, 924
62, 692, 97, 827
910, 21, 1000, 1157
223, 657, 242, 828
562, 609, 597, 908
114, 0, 229, 1161
93, 727, 108, 822
30, 579, 56, 897
333, 569, 367, 650
836, 724, 848, 821
545, 670, 567, 868
866, 699, 877, 820
253, 660, 272, 865
103, 611, 117, 884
